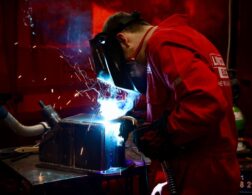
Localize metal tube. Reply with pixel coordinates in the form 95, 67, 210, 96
1, 106, 50, 137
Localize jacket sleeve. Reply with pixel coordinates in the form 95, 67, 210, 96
152, 44, 228, 146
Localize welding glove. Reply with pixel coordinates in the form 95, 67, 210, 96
119, 118, 135, 141
119, 110, 145, 141
133, 111, 174, 160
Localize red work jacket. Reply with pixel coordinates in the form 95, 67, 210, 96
145, 14, 240, 194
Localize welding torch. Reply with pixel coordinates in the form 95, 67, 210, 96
112, 115, 177, 195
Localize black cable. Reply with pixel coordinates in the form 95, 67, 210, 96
161, 161, 177, 194
140, 152, 150, 194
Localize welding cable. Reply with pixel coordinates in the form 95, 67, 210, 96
161, 161, 177, 194
0, 106, 50, 137
226, 0, 232, 68
140, 151, 150, 194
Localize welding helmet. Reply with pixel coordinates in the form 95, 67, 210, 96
89, 11, 148, 93
89, 32, 135, 91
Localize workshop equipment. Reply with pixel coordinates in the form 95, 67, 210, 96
0, 105, 49, 137
39, 113, 125, 172
1, 101, 125, 172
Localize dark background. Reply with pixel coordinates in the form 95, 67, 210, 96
0, 0, 251, 148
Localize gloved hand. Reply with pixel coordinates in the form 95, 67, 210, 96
133, 111, 172, 160
118, 110, 145, 141
119, 118, 136, 141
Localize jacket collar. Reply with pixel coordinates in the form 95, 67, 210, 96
158, 14, 189, 28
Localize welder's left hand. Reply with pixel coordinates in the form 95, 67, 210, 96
118, 110, 145, 141
119, 118, 136, 141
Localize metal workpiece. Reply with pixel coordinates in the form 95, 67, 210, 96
39, 113, 125, 172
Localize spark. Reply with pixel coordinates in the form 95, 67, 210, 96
57, 96, 61, 100
51, 88, 54, 93
59, 55, 64, 59
74, 72, 82, 81
18, 75, 22, 79
75, 66, 88, 85
14, 42, 18, 45
85, 92, 91, 100
74, 92, 79, 97
32, 45, 37, 49
77, 90, 83, 96
74, 90, 83, 97
43, 77, 47, 81
80, 147, 84, 155
79, 87, 100, 97
66, 100, 71, 106
88, 56, 94, 71
78, 49, 82, 53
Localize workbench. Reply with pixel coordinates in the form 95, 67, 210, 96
0, 150, 149, 195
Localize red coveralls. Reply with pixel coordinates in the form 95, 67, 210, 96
144, 14, 240, 194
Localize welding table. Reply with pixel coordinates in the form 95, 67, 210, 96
0, 152, 149, 195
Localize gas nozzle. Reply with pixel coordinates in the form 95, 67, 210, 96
39, 100, 61, 127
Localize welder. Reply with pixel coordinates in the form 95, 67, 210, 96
90, 11, 240, 195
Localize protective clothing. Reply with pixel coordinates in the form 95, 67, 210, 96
133, 111, 177, 160
142, 14, 240, 194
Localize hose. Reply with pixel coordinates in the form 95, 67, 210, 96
113, 115, 177, 194
0, 106, 50, 137
161, 161, 177, 194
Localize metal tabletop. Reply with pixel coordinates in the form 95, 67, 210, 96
1, 154, 87, 186
0, 149, 149, 195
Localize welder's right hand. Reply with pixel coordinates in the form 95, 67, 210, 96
133, 112, 171, 160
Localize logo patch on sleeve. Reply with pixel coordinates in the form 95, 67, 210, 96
210, 54, 225, 66
209, 53, 230, 83
218, 67, 229, 78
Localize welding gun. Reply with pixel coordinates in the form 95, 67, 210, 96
113, 115, 178, 195
38, 100, 61, 128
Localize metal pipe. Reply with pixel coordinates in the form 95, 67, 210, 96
0, 106, 50, 137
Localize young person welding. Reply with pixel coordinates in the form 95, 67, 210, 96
90, 11, 240, 195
